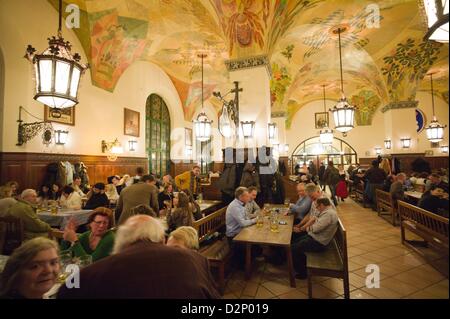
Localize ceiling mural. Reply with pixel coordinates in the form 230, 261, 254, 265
48, 0, 449, 124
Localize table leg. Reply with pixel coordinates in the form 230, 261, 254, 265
245, 243, 252, 280
286, 246, 296, 288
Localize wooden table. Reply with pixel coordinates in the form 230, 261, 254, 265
233, 204, 296, 288
405, 191, 423, 200
199, 200, 223, 216
38, 209, 93, 230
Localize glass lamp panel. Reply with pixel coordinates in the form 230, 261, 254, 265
55, 60, 70, 94
424, 0, 439, 27
59, 131, 68, 144
443, 0, 449, 14
34, 64, 39, 92
37, 96, 75, 108
430, 24, 449, 42
38, 59, 53, 92
70, 67, 81, 98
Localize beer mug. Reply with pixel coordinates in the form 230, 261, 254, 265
256, 214, 264, 228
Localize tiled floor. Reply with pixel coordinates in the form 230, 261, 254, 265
222, 198, 449, 299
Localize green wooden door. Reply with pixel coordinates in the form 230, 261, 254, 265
146, 94, 170, 176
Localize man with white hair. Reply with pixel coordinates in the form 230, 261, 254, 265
57, 215, 220, 299
6, 189, 52, 240
390, 173, 407, 202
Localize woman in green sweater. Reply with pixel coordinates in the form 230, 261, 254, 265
61, 207, 115, 262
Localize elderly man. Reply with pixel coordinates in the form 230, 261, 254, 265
117, 175, 159, 224
288, 183, 312, 224
6, 189, 52, 240
226, 187, 256, 239
57, 215, 220, 299
175, 165, 201, 199
245, 186, 261, 219
291, 197, 338, 279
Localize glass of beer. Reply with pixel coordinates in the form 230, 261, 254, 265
57, 250, 73, 283
256, 214, 264, 228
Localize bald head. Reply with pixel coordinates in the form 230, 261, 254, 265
113, 215, 166, 254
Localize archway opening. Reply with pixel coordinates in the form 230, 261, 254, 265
291, 136, 358, 174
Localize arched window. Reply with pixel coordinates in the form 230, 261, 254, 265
146, 94, 170, 176
291, 136, 358, 174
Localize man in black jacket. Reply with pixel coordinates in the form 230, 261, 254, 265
84, 183, 109, 210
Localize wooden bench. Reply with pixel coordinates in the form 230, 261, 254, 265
354, 182, 365, 206
398, 200, 449, 257
305, 218, 350, 299
376, 189, 397, 226
193, 206, 230, 295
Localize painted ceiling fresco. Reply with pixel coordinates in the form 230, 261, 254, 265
49, 0, 449, 126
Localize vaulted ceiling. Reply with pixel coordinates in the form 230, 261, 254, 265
49, 0, 449, 127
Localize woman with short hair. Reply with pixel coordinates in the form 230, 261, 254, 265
0, 238, 60, 299
61, 207, 115, 262
167, 226, 199, 250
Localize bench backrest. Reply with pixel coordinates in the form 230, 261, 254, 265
0, 216, 24, 255
398, 200, 449, 243
193, 207, 227, 243
376, 189, 394, 207
334, 217, 348, 273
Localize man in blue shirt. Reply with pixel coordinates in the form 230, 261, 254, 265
289, 183, 312, 224
226, 187, 255, 238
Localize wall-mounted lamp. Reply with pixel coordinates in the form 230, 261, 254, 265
128, 140, 137, 152
375, 147, 381, 155
268, 123, 277, 141
441, 145, 449, 153
401, 138, 411, 149
241, 121, 255, 139
384, 139, 392, 149
185, 146, 193, 158
102, 138, 123, 161
55, 130, 68, 145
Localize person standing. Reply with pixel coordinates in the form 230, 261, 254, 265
322, 161, 340, 206
117, 175, 159, 224
175, 166, 201, 199
318, 162, 326, 191
363, 160, 387, 210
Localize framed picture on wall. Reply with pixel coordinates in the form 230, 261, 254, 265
315, 112, 329, 129
124, 108, 140, 137
44, 105, 75, 126
185, 128, 192, 147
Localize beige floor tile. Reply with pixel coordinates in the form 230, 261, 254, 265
349, 272, 370, 289
380, 277, 420, 296
223, 292, 239, 299
361, 286, 403, 299
299, 284, 339, 299
241, 281, 259, 298
320, 278, 356, 295
278, 289, 309, 299
254, 286, 276, 299
421, 280, 449, 299
406, 290, 444, 299
262, 281, 296, 296
350, 289, 378, 299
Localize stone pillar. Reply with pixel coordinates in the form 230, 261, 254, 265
226, 55, 271, 148
382, 102, 418, 154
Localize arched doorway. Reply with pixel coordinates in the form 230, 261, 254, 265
291, 136, 358, 174
146, 94, 171, 176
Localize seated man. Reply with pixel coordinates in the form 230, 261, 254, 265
291, 197, 338, 279
226, 187, 258, 266
390, 173, 407, 204
59, 186, 82, 210
245, 186, 261, 219
425, 173, 449, 193
6, 189, 51, 240
70, 175, 87, 198
57, 215, 220, 299
288, 183, 312, 224
84, 183, 110, 210
418, 187, 449, 216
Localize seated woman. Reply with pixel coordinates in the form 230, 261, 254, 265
59, 186, 82, 210
167, 226, 199, 250
37, 184, 51, 204
49, 183, 62, 201
61, 208, 115, 262
84, 183, 109, 210
183, 189, 203, 221
106, 176, 120, 201
166, 192, 194, 232
158, 183, 174, 215
0, 238, 60, 299
0, 186, 17, 215
5, 181, 19, 198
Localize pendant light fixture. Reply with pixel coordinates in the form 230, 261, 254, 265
218, 103, 232, 138
319, 85, 334, 145
425, 73, 446, 142
329, 27, 356, 136
193, 53, 213, 142
24, 0, 88, 109
422, 0, 449, 43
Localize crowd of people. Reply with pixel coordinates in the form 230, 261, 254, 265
0, 158, 447, 299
